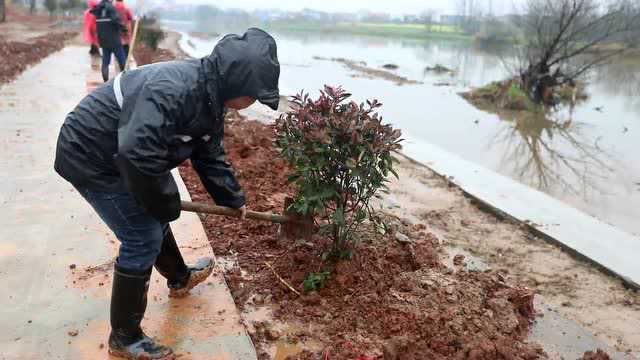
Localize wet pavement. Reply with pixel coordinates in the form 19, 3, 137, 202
0, 47, 256, 359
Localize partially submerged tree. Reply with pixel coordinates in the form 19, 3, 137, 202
514, 0, 640, 104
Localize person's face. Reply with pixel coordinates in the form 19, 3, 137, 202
224, 96, 256, 110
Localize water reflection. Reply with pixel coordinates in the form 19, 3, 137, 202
490, 111, 614, 199
594, 60, 640, 113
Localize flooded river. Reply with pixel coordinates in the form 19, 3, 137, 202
164, 20, 640, 237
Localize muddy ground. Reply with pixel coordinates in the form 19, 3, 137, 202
383, 156, 640, 356
114, 31, 637, 359
312, 56, 422, 86
0, 8, 78, 85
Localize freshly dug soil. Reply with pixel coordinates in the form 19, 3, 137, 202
0, 32, 76, 85
179, 112, 546, 359
132, 43, 178, 66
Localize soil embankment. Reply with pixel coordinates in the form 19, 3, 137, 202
0, 24, 76, 85
0, 7, 79, 85
313, 56, 422, 86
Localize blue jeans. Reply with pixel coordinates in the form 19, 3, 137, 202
75, 187, 168, 271
101, 46, 126, 81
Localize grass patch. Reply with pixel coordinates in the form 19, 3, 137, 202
461, 80, 539, 113
263, 21, 473, 41
461, 79, 587, 115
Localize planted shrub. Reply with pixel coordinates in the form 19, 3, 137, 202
275, 86, 402, 256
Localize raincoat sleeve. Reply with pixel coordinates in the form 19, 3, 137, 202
115, 79, 183, 223
190, 130, 246, 209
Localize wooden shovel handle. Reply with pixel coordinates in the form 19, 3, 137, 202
180, 201, 290, 224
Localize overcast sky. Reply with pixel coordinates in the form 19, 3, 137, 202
159, 0, 522, 16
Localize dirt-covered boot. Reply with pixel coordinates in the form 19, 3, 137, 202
108, 264, 174, 359
154, 227, 214, 298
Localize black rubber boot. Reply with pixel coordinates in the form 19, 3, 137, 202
108, 264, 173, 360
154, 227, 214, 298
101, 65, 109, 83
89, 44, 100, 57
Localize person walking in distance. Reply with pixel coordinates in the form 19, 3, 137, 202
91, 0, 127, 82
83, 0, 100, 56
114, 0, 134, 59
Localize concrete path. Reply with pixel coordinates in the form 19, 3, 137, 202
403, 135, 640, 290
0, 46, 256, 359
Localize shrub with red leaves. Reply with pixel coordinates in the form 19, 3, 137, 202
275, 85, 402, 256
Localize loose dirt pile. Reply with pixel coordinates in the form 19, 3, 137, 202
132, 43, 177, 66
179, 112, 548, 359
0, 32, 76, 85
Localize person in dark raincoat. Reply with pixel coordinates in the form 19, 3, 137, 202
54, 28, 280, 359
91, 0, 128, 82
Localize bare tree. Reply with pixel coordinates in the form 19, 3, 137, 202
515, 0, 640, 104
30, 0, 36, 14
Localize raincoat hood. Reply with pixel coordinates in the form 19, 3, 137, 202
204, 28, 280, 111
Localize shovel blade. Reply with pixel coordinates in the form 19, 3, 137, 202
279, 197, 315, 241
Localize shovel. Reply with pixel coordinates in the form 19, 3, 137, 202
180, 200, 314, 240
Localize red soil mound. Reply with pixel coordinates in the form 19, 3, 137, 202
179, 113, 545, 359
0, 32, 76, 85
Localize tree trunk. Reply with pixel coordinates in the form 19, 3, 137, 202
0, 0, 6, 23
30, 0, 36, 14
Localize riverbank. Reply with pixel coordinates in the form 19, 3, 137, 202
262, 21, 473, 42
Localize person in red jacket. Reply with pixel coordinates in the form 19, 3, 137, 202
83, 0, 100, 56
114, 0, 134, 59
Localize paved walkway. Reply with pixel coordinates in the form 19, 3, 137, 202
0, 46, 256, 359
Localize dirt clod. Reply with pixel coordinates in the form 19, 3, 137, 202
453, 254, 466, 265
581, 349, 611, 360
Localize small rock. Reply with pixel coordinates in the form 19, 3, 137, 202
253, 294, 264, 305
69, 264, 76, 270
68, 329, 79, 337
395, 232, 411, 244
453, 254, 465, 266
265, 328, 280, 341
99, 343, 105, 349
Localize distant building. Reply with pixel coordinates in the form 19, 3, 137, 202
300, 8, 330, 22
440, 15, 467, 25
